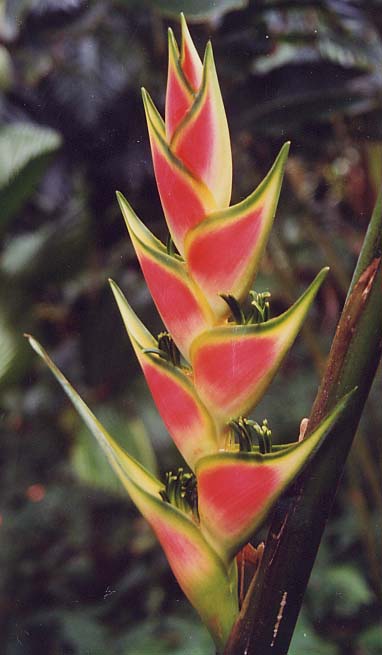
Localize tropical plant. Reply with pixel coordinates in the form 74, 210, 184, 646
27, 14, 382, 655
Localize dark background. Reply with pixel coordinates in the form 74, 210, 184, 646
1, 1, 381, 653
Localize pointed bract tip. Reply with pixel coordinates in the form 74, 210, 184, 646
270, 141, 290, 173
340, 386, 358, 407
203, 40, 214, 64
141, 88, 163, 128
115, 189, 127, 210
109, 281, 156, 351
108, 277, 117, 290
25, 333, 40, 354
199, 41, 217, 88
281, 140, 291, 156
168, 26, 179, 53
115, 192, 136, 234
115, 189, 124, 204
180, 12, 190, 36
298, 266, 329, 305
309, 266, 329, 287
141, 87, 150, 105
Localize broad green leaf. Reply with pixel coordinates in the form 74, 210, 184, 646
0, 123, 61, 230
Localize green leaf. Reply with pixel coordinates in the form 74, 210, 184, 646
0, 123, 61, 230
314, 564, 373, 618
358, 624, 382, 655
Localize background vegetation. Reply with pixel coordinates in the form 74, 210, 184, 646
1, 1, 381, 653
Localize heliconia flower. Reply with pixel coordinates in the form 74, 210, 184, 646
191, 268, 328, 428
196, 392, 351, 563
169, 41, 232, 210
26, 335, 352, 651
109, 279, 218, 470
142, 17, 231, 255
28, 16, 349, 653
136, 23, 291, 328
116, 191, 214, 360
142, 88, 217, 256
165, 15, 203, 139
184, 141, 290, 317
26, 336, 238, 651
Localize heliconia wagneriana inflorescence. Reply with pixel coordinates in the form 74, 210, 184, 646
28, 15, 350, 652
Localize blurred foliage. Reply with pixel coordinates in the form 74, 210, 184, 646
144, 0, 249, 20
0, 0, 382, 653
0, 122, 61, 229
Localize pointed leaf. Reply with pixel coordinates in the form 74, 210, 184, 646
116, 193, 214, 359
185, 143, 290, 316
142, 89, 216, 255
197, 393, 352, 561
171, 42, 232, 209
110, 280, 219, 470
108, 277, 157, 357
165, 28, 194, 140
26, 336, 238, 650
191, 269, 328, 424
26, 335, 162, 496
180, 13, 203, 92
116, 190, 167, 253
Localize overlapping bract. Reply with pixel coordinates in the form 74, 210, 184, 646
28, 17, 346, 652
27, 337, 238, 651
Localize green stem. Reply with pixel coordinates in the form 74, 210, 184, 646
224, 189, 382, 655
